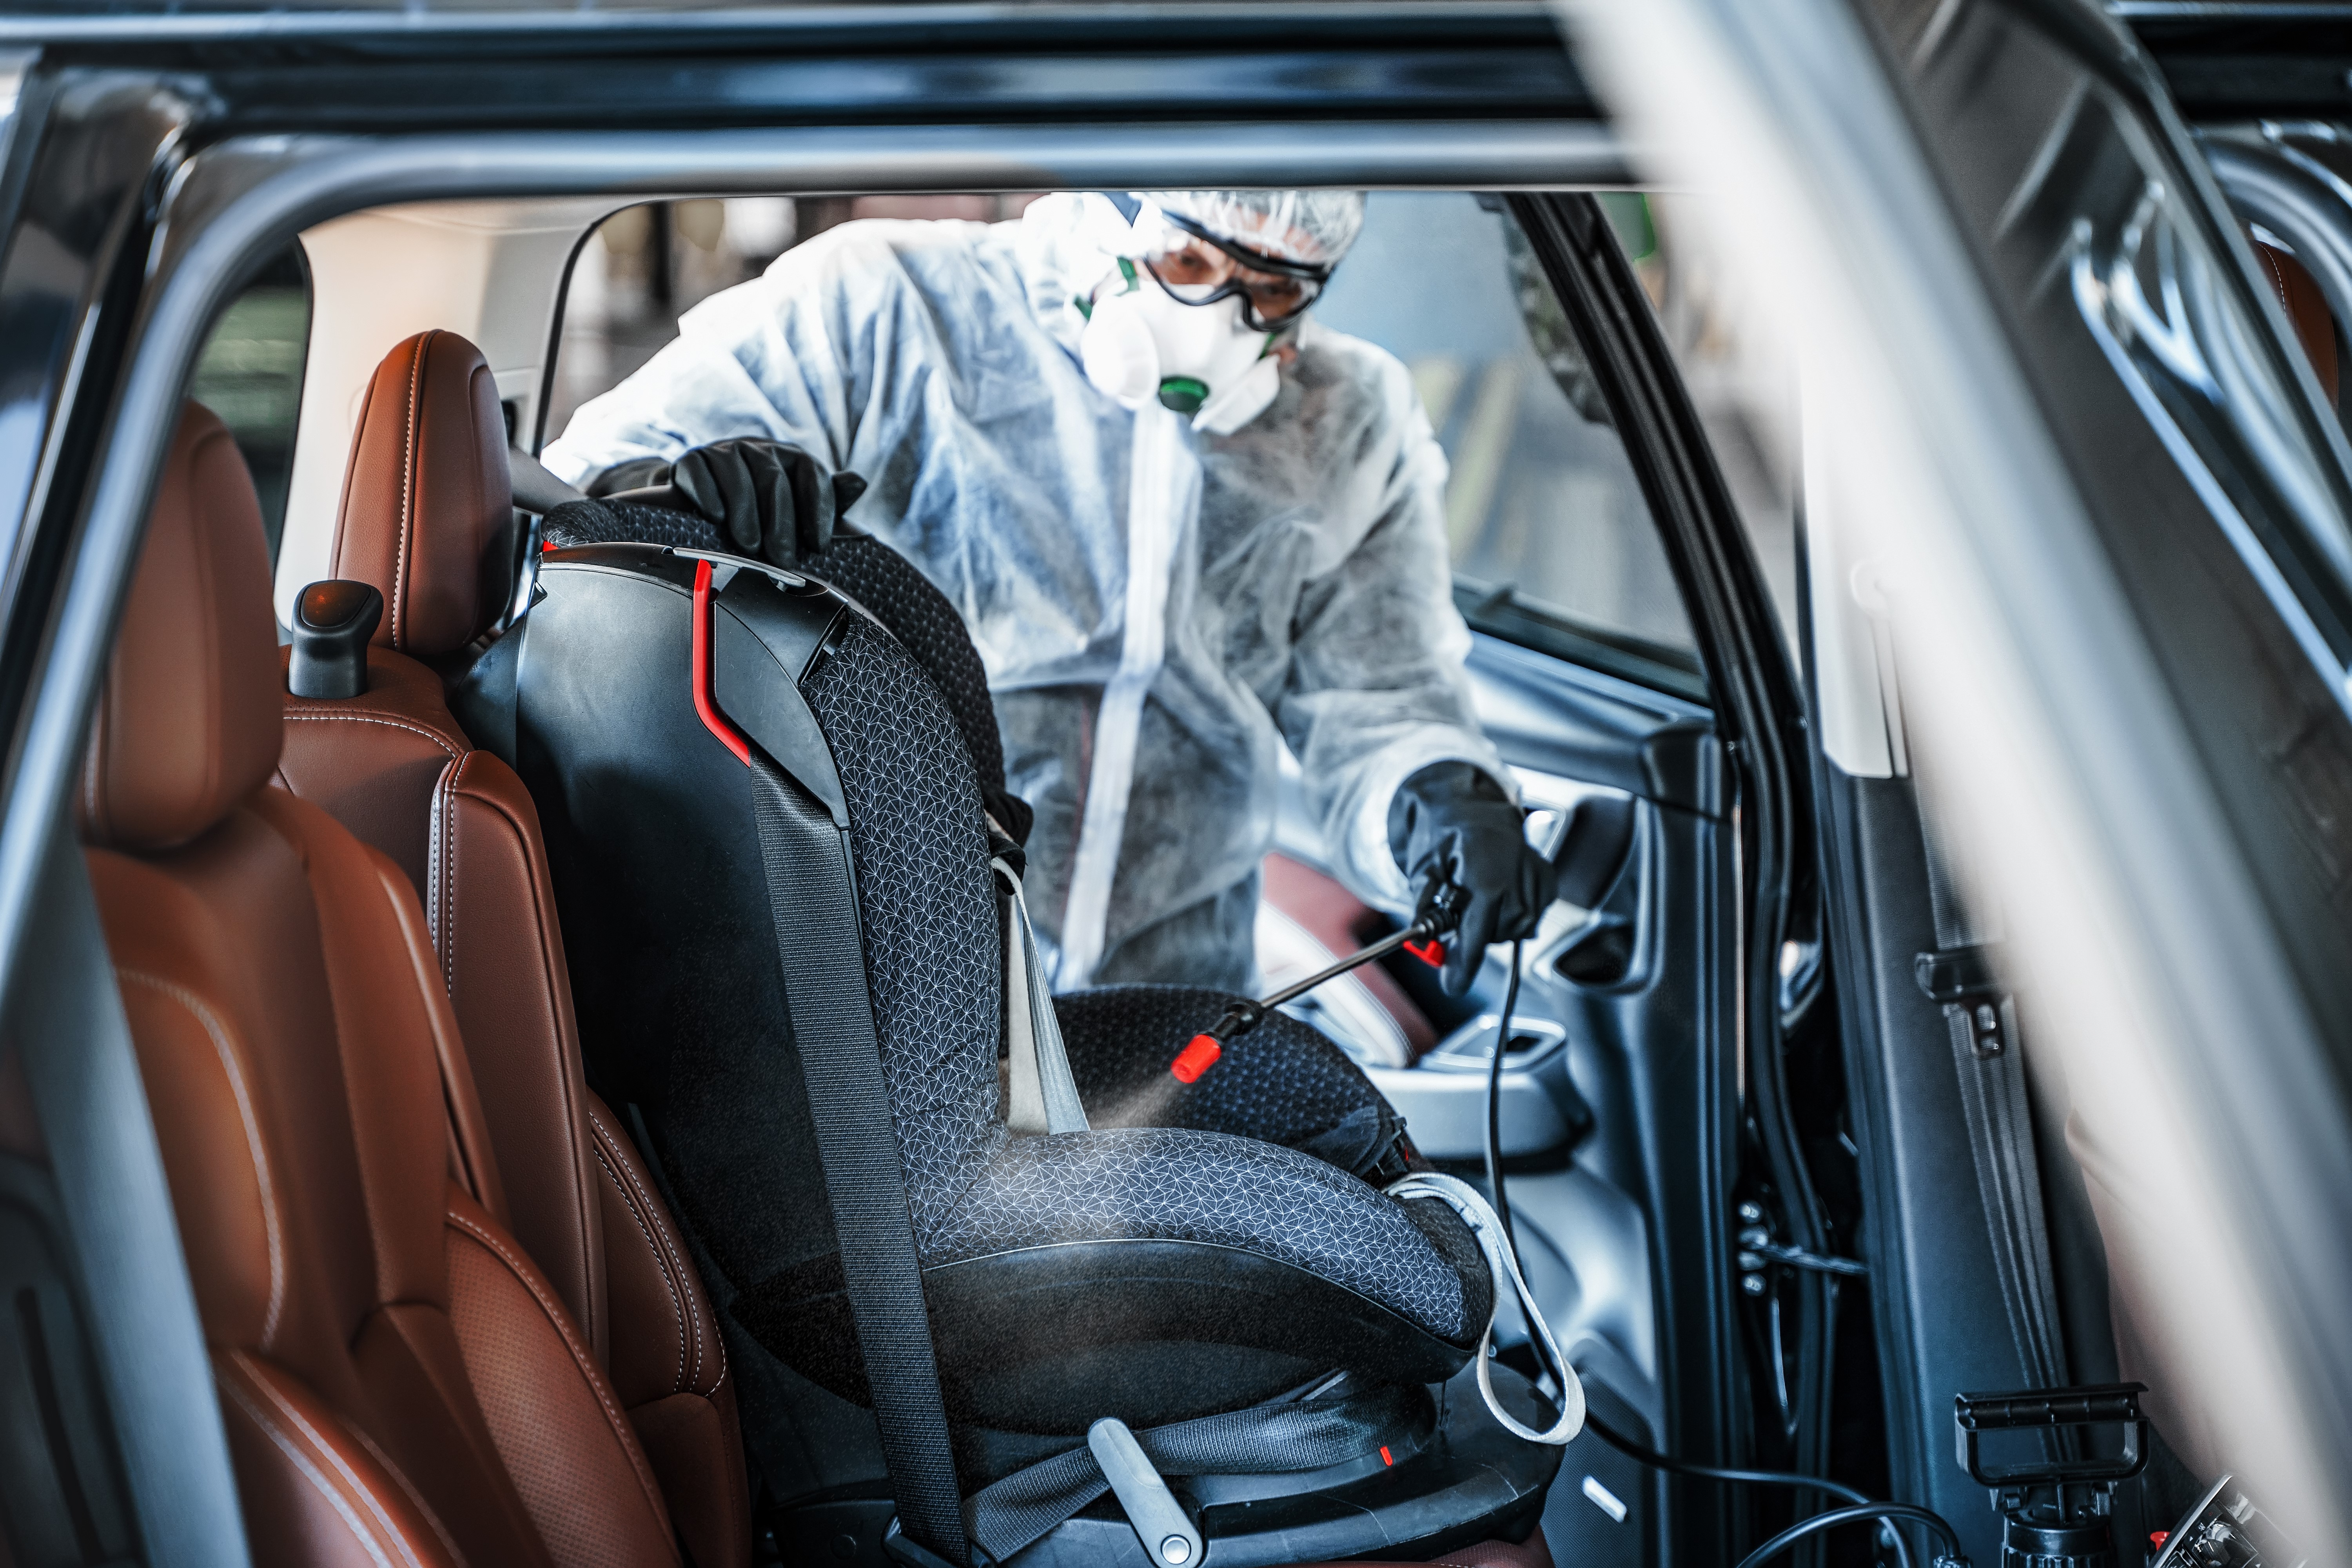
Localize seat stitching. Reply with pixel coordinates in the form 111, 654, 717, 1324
218, 1354, 424, 1568
426, 762, 451, 980
707, 1299, 728, 1395
346, 1422, 471, 1568
122, 971, 284, 1341
2260, 246, 2290, 310
443, 1204, 671, 1526
481, 785, 603, 1353
591, 1141, 686, 1392
216, 1375, 399, 1568
283, 711, 463, 760
591, 1112, 706, 1391
395, 334, 427, 650
437, 759, 464, 995
588, 1117, 695, 1387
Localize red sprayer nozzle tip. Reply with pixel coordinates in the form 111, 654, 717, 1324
1403, 937, 1446, 969
1171, 1034, 1223, 1083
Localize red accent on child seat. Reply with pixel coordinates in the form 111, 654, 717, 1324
691, 558, 753, 766
1379, 1445, 1394, 1467
2149, 1535, 2170, 1551
1403, 937, 1446, 968
1170, 1035, 1223, 1083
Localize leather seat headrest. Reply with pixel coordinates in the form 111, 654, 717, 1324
82, 403, 283, 852
329, 330, 514, 657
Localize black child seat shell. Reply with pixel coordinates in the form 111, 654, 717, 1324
501, 497, 1558, 1561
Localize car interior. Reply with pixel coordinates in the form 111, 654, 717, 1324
9, 187, 1726, 1568
8, 18, 2349, 1551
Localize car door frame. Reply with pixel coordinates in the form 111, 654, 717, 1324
1511, 190, 1831, 1561
1620, 0, 2352, 1552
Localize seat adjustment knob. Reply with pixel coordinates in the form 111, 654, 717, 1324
289, 579, 383, 699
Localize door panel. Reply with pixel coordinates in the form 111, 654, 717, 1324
1470, 634, 1731, 1568
1272, 633, 1727, 1568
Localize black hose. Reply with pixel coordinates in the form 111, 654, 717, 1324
1475, 944, 1944, 1568
1579, 1410, 1916, 1568
1484, 938, 1524, 1262
1732, 1504, 1964, 1568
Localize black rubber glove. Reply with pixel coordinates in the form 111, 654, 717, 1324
587, 438, 868, 571
1387, 760, 1554, 995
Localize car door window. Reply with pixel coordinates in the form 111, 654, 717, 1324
188, 243, 310, 563
1312, 192, 1707, 701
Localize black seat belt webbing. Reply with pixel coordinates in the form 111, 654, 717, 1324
1916, 805, 2069, 1395
746, 756, 970, 1566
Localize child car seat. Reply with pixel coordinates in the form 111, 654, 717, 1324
484, 492, 1561, 1563
539, 495, 1422, 1178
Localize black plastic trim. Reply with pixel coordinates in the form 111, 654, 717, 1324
1514, 190, 1822, 1555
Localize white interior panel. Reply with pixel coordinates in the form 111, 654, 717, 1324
1802, 377, 1905, 779
276, 197, 622, 620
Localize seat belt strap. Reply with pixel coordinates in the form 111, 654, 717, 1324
993, 857, 1087, 1136
745, 755, 971, 1566
1916, 809, 2069, 1392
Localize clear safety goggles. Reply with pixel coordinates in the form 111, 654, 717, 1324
1136, 211, 1334, 330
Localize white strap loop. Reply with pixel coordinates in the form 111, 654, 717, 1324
1386, 1172, 1584, 1445
995, 857, 1089, 1136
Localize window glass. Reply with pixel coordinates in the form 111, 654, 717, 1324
547, 196, 1034, 444
1311, 192, 1705, 699
1615, 193, 1801, 661
189, 243, 310, 561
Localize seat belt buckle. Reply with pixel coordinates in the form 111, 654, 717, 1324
1088, 1417, 1205, 1567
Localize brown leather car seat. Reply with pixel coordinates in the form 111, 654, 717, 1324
83, 401, 681, 1567
2252, 238, 2340, 407
275, 330, 750, 1568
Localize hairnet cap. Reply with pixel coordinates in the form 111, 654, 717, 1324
1135, 191, 1367, 269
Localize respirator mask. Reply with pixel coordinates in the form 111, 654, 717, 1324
1078, 203, 1332, 436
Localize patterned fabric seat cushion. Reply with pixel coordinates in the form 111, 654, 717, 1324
797, 611, 1487, 1347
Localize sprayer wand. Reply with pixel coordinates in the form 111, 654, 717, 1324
1169, 880, 1470, 1082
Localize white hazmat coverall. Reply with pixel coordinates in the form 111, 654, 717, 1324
544, 192, 1513, 994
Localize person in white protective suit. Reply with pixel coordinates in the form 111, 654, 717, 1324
544, 190, 1554, 996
